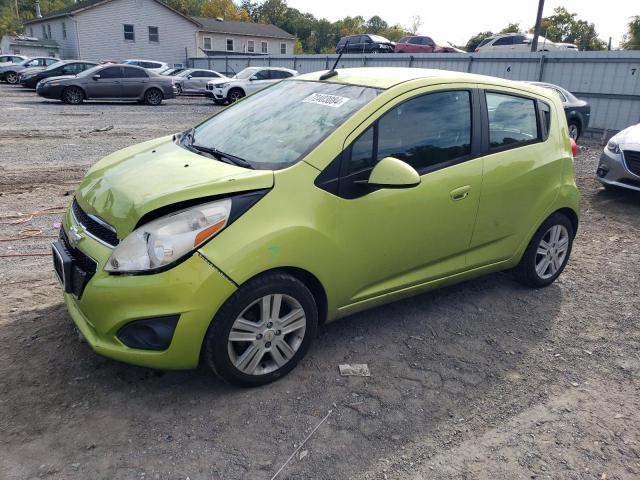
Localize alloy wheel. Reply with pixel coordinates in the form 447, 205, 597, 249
535, 224, 570, 279
227, 294, 306, 375
569, 124, 579, 140
145, 89, 162, 105
64, 87, 83, 104
6, 72, 18, 84
228, 90, 243, 103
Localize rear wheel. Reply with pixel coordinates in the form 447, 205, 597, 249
5, 71, 18, 84
203, 272, 318, 387
227, 88, 244, 103
62, 86, 84, 104
514, 213, 574, 288
568, 121, 581, 141
144, 88, 163, 105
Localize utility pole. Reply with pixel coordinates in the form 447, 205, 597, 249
531, 0, 545, 52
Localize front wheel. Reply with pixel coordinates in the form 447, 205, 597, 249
5, 71, 19, 84
203, 272, 318, 387
175, 84, 183, 95
227, 88, 244, 103
62, 86, 84, 104
514, 213, 574, 288
144, 88, 163, 105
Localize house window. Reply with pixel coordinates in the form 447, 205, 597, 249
148, 26, 159, 42
261, 41, 268, 53
62, 22, 67, 39
247, 40, 254, 53
47, 24, 52, 39
280, 42, 286, 54
226, 38, 234, 51
203, 36, 211, 50
123, 24, 135, 41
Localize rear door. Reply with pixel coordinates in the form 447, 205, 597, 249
121, 66, 148, 97
468, 89, 560, 267
85, 66, 122, 98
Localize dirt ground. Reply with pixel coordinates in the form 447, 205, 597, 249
1, 83, 639, 480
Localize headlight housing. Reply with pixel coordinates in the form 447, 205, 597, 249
105, 199, 231, 273
607, 139, 621, 154
215, 82, 230, 88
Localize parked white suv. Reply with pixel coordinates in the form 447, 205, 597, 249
475, 33, 564, 52
205, 67, 298, 104
123, 59, 169, 73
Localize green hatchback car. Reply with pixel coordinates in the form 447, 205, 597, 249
53, 68, 580, 386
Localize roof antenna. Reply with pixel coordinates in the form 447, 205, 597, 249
319, 38, 349, 80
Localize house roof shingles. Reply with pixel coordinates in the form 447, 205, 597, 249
8, 36, 60, 48
23, 0, 294, 40
192, 16, 294, 40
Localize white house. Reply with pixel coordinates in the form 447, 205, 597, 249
22, 0, 296, 67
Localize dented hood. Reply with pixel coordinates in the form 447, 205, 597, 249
75, 135, 274, 236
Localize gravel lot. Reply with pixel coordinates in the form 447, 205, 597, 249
1, 83, 639, 480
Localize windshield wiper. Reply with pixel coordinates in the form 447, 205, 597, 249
191, 143, 254, 169
179, 127, 253, 169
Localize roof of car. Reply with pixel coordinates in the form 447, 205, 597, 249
296, 67, 544, 91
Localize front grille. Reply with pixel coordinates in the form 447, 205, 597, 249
206, 84, 213, 91
72, 199, 119, 247
623, 150, 640, 177
60, 228, 97, 298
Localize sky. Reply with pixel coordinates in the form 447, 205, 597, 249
286, 0, 637, 47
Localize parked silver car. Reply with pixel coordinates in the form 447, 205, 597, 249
597, 123, 640, 192
0, 54, 28, 65
172, 69, 227, 95
0, 57, 58, 84
36, 64, 176, 105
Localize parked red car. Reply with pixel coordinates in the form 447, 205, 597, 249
394, 36, 464, 53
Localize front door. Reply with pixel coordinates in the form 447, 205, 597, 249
328, 88, 483, 306
85, 66, 122, 98
245, 69, 272, 94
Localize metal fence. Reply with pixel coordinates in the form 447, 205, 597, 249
190, 51, 640, 132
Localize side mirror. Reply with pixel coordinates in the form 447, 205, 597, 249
249, 76, 256, 81
92, 74, 100, 80
367, 157, 420, 188
187, 75, 193, 79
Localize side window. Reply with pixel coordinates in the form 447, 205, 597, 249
538, 101, 551, 141
552, 88, 567, 102
45, 59, 57, 66
123, 67, 147, 78
493, 36, 513, 46
486, 92, 539, 149
99, 67, 122, 79
423, 37, 435, 46
346, 127, 375, 175
377, 91, 472, 171
254, 70, 270, 80
408, 37, 422, 45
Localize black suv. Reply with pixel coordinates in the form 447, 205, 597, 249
336, 34, 395, 54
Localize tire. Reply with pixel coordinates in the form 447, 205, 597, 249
175, 84, 183, 95
212, 99, 224, 105
5, 71, 18, 84
144, 88, 163, 106
62, 86, 84, 104
514, 212, 575, 288
203, 272, 318, 387
227, 88, 244, 103
568, 121, 581, 142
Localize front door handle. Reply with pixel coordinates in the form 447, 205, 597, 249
450, 185, 471, 201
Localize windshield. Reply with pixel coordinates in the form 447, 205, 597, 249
191, 80, 380, 169
77, 65, 104, 77
44, 61, 65, 71
234, 68, 260, 79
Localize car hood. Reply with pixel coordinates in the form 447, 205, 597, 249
0, 64, 27, 73
39, 75, 73, 85
75, 135, 274, 236
20, 67, 45, 76
615, 123, 640, 147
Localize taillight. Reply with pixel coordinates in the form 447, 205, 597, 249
570, 138, 578, 158
474, 48, 480, 52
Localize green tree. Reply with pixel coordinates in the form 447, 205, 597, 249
200, 0, 251, 21
365, 15, 387, 34
621, 16, 640, 50
499, 22, 522, 34
538, 7, 605, 50
465, 31, 494, 52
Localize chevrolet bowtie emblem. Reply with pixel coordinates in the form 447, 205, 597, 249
68, 225, 84, 247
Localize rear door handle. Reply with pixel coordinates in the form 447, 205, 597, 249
450, 185, 471, 201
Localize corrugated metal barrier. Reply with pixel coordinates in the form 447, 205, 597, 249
190, 51, 640, 132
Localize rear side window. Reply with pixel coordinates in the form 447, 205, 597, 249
477, 38, 493, 47
486, 92, 538, 149
493, 36, 514, 46
538, 101, 551, 141
123, 67, 147, 78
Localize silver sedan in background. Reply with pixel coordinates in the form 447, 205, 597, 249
597, 123, 640, 192
172, 69, 227, 95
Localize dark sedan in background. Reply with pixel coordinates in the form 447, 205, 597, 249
20, 60, 98, 89
36, 64, 176, 105
526, 81, 590, 141
394, 36, 464, 53
336, 34, 395, 53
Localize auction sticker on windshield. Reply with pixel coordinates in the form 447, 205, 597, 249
303, 93, 350, 108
